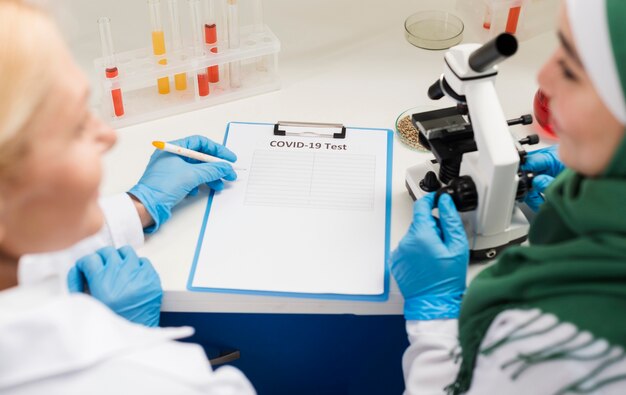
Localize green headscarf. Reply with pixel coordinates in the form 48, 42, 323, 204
449, 1, 626, 393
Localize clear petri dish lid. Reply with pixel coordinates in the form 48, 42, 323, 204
404, 10, 464, 50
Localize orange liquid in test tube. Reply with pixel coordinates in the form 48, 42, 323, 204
167, 0, 188, 91
174, 73, 187, 90
204, 23, 219, 82
152, 30, 170, 94
505, 6, 521, 34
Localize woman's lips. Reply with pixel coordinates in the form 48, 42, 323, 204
549, 110, 562, 136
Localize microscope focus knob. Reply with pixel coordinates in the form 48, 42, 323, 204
518, 134, 540, 145
419, 171, 442, 192
435, 176, 478, 212
516, 171, 535, 201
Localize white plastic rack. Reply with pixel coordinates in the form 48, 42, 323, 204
94, 24, 280, 128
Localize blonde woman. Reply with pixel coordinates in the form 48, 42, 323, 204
0, 1, 254, 393
390, 0, 626, 394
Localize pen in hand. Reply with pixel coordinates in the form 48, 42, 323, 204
152, 140, 247, 171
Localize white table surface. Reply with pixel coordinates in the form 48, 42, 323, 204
65, 0, 558, 313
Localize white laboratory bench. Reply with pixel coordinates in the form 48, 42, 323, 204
68, 0, 561, 315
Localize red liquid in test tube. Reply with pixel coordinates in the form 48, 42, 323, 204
197, 71, 210, 96
99, 17, 125, 117
505, 5, 521, 34
189, 0, 211, 97
483, 5, 491, 30
106, 67, 125, 116
204, 23, 219, 83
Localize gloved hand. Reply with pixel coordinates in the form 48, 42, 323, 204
390, 193, 469, 320
128, 135, 238, 233
67, 246, 163, 327
522, 145, 565, 211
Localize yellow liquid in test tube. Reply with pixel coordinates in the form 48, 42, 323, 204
152, 30, 170, 94
166, 0, 187, 91
174, 73, 187, 90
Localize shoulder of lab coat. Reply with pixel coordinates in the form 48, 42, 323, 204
0, 280, 255, 395
18, 193, 144, 291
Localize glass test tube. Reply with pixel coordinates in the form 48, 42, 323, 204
227, 0, 241, 88
252, 0, 263, 33
167, 0, 187, 90
98, 17, 124, 117
149, 0, 170, 94
483, 4, 492, 30
189, 0, 210, 96
251, 0, 266, 71
505, 4, 522, 34
204, 0, 220, 83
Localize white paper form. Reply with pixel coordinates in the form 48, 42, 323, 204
190, 122, 391, 297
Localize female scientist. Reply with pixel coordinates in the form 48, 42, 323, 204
0, 1, 254, 393
391, 0, 626, 394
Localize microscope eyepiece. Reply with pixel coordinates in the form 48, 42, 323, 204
468, 33, 518, 73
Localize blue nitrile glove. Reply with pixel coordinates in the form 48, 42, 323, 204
67, 246, 163, 327
128, 135, 238, 233
522, 145, 565, 211
390, 193, 469, 320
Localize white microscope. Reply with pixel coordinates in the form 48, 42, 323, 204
405, 33, 540, 260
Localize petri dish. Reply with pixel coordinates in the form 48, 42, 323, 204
404, 10, 464, 50
395, 106, 441, 152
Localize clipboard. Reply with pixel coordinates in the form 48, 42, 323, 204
187, 121, 393, 301
273, 121, 346, 139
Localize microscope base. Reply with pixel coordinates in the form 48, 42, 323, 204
469, 235, 527, 261
405, 161, 530, 262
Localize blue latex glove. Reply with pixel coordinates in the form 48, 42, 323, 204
128, 135, 238, 233
390, 193, 469, 320
522, 145, 565, 211
67, 246, 163, 327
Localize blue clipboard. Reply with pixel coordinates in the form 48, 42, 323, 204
187, 121, 393, 301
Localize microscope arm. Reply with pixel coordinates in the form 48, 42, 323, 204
462, 81, 520, 236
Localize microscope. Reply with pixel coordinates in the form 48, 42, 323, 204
405, 33, 540, 260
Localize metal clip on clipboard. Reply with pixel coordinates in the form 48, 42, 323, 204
273, 121, 347, 139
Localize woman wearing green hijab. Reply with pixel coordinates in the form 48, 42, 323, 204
390, 0, 626, 394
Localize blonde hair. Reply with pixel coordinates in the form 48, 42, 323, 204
0, 1, 60, 174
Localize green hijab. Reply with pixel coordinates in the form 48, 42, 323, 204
449, 1, 626, 393
449, 137, 626, 394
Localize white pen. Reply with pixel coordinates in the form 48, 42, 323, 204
152, 140, 246, 170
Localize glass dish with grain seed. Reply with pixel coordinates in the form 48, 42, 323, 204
394, 106, 442, 152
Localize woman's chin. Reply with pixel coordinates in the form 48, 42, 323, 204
42, 210, 104, 254
82, 206, 105, 239
56, 205, 105, 251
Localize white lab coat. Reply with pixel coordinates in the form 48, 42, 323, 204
403, 309, 626, 394
0, 194, 255, 395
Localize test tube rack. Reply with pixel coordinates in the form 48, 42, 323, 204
94, 19, 280, 128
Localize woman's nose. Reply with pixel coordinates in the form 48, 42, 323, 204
537, 52, 557, 98
94, 115, 117, 153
